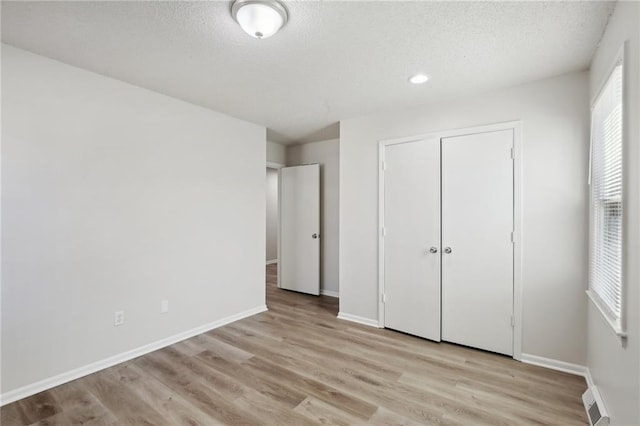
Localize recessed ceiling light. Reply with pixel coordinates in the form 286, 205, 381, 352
409, 74, 430, 84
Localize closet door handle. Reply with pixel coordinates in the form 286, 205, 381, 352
429, 247, 438, 254
444, 247, 452, 254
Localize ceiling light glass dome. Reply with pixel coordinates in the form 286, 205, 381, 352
232, 0, 288, 39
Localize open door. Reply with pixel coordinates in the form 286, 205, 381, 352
279, 164, 320, 295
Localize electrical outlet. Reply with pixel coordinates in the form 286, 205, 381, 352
161, 300, 169, 313
114, 310, 125, 326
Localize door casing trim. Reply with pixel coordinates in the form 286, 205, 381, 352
378, 120, 523, 361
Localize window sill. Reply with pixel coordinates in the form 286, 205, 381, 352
586, 290, 627, 339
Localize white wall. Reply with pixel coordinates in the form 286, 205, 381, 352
265, 141, 284, 264
267, 141, 286, 165
287, 139, 340, 296
587, 2, 640, 424
265, 168, 278, 262
1, 45, 266, 396
340, 71, 590, 365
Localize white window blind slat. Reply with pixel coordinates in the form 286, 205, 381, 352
590, 62, 623, 327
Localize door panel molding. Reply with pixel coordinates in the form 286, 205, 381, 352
378, 121, 523, 360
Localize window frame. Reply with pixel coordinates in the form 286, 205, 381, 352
587, 43, 627, 339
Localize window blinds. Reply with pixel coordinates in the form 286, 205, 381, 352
590, 63, 623, 323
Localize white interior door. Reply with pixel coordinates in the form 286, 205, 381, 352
383, 139, 441, 341
441, 129, 514, 355
279, 164, 320, 295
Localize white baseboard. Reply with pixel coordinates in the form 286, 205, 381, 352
0, 305, 268, 407
521, 353, 588, 378
337, 312, 380, 328
265, 259, 278, 265
320, 289, 339, 298
584, 367, 594, 388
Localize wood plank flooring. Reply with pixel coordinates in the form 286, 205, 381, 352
2, 263, 588, 425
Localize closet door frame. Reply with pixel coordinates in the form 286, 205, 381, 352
378, 120, 523, 360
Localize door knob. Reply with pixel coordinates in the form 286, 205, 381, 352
444, 247, 452, 254
312, 233, 319, 239
429, 247, 438, 254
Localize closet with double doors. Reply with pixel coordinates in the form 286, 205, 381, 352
380, 126, 517, 357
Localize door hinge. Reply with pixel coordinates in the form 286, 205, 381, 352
511, 231, 515, 243
381, 161, 387, 171
510, 147, 515, 159
510, 315, 515, 328
382, 293, 387, 303
382, 227, 387, 237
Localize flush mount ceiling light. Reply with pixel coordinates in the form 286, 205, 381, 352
409, 74, 430, 84
232, 0, 288, 39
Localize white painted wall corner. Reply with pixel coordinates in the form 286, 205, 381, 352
584, 367, 594, 388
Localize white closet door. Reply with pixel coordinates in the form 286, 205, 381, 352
384, 139, 441, 341
279, 164, 320, 295
441, 130, 514, 355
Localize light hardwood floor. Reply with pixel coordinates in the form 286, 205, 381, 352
2, 263, 588, 425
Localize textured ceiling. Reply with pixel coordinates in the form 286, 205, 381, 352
2, 1, 614, 144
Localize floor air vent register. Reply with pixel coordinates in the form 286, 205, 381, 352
582, 386, 609, 426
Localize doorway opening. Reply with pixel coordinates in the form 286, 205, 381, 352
265, 166, 279, 268
265, 165, 281, 310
